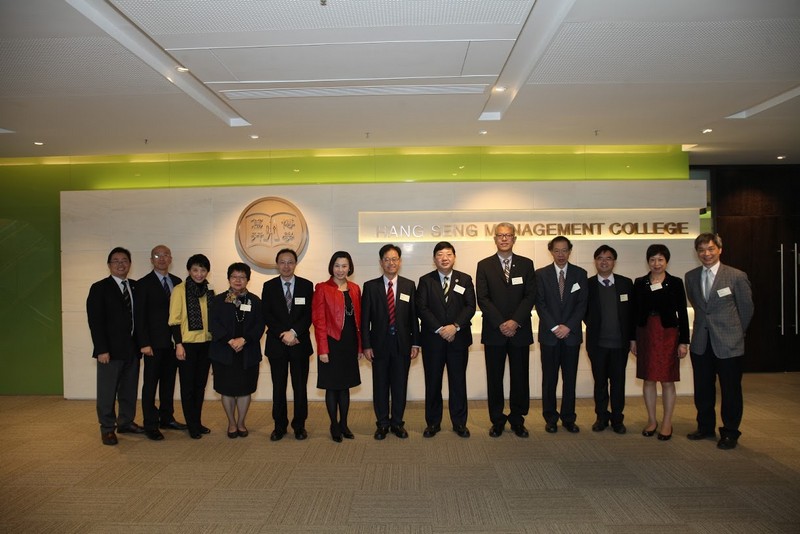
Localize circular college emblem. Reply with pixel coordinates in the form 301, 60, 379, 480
236, 197, 309, 269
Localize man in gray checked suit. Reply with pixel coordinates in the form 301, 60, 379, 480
685, 233, 754, 450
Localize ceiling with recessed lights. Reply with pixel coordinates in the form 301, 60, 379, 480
0, 0, 798, 164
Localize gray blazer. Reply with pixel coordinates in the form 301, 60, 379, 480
685, 263, 754, 359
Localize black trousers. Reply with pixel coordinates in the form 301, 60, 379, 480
422, 344, 469, 427
540, 341, 580, 425
96, 356, 140, 433
177, 342, 211, 434
691, 340, 744, 438
267, 349, 310, 432
141, 346, 179, 430
484, 342, 530, 427
586, 344, 629, 425
371, 336, 410, 428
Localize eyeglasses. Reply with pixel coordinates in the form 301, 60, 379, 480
109, 259, 130, 265
495, 233, 514, 239
152, 254, 171, 259
382, 258, 401, 264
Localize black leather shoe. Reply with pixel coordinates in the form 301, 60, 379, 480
657, 432, 672, 441
330, 424, 343, 443
563, 422, 580, 434
117, 422, 145, 434
237, 428, 249, 438
189, 431, 202, 439
270, 429, 286, 441
200, 425, 211, 434
717, 436, 738, 450
341, 427, 354, 440
101, 431, 118, 445
146, 429, 165, 441
295, 428, 308, 440
545, 422, 558, 434
391, 425, 408, 439
511, 424, 529, 438
227, 430, 238, 439
374, 427, 389, 440
423, 424, 441, 438
642, 424, 658, 437
612, 423, 627, 435
489, 424, 504, 437
453, 425, 470, 438
687, 429, 716, 441
591, 420, 609, 432
160, 420, 187, 430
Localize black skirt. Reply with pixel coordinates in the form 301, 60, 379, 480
317, 291, 361, 390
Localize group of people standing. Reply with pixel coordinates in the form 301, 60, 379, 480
86, 225, 753, 451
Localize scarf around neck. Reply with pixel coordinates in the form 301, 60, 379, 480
185, 278, 213, 331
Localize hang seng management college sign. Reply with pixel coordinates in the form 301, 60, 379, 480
358, 209, 698, 243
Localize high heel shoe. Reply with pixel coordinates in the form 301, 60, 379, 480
642, 423, 658, 437
330, 424, 343, 443
341, 426, 354, 439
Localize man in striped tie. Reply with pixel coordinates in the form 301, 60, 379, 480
362, 244, 421, 440
86, 247, 143, 445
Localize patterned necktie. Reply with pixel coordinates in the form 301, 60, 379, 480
443, 275, 449, 303
121, 280, 133, 332
387, 280, 396, 325
703, 268, 712, 300
502, 258, 510, 283
285, 281, 292, 312
602, 279, 611, 287
558, 269, 565, 301
162, 276, 171, 297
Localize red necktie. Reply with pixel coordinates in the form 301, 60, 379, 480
387, 280, 396, 325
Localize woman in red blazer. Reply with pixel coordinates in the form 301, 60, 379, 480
312, 251, 363, 442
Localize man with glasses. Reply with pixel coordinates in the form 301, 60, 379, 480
362, 244, 421, 440
86, 247, 144, 445
476, 223, 537, 438
536, 236, 588, 434
262, 248, 314, 441
583, 245, 633, 434
134, 245, 186, 440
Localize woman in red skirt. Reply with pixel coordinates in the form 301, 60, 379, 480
631, 244, 690, 441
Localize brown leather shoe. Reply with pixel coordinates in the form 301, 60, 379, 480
101, 431, 118, 445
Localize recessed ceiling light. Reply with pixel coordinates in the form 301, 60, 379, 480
250, 135, 259, 139
702, 128, 713, 134
777, 155, 787, 160
176, 66, 189, 72
33, 141, 44, 146
478, 130, 488, 135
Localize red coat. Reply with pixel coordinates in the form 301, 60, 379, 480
312, 278, 362, 355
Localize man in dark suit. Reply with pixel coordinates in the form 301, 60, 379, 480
416, 241, 476, 438
362, 244, 421, 440
476, 223, 537, 438
262, 248, 314, 441
685, 233, 754, 450
86, 246, 144, 445
536, 236, 588, 434
134, 244, 186, 441
583, 244, 633, 435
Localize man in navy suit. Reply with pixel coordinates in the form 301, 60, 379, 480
86, 247, 144, 445
416, 241, 476, 438
134, 244, 186, 441
262, 248, 314, 441
685, 233, 754, 450
536, 236, 588, 434
362, 244, 421, 440
476, 223, 537, 438
583, 244, 633, 434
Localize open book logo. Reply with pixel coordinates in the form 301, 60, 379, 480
236, 197, 308, 268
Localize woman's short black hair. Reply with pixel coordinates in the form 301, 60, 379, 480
328, 251, 354, 276
646, 244, 670, 263
227, 262, 251, 280
186, 253, 211, 271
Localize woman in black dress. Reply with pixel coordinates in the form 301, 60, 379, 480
631, 244, 690, 441
312, 251, 363, 442
210, 263, 265, 439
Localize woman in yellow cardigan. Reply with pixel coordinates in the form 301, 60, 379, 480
169, 253, 214, 439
